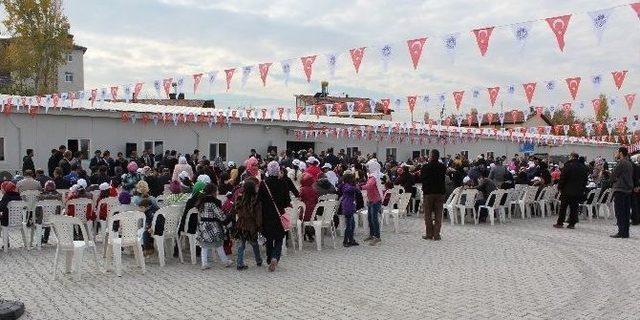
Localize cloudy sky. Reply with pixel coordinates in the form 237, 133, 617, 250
4, 0, 639, 122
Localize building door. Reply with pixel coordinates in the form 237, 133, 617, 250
286, 141, 315, 154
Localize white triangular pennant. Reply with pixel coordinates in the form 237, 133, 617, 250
588, 8, 614, 45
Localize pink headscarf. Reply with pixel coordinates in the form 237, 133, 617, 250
245, 157, 259, 177
127, 161, 138, 173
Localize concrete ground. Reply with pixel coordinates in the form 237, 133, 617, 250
1, 216, 638, 320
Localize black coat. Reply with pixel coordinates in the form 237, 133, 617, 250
258, 177, 287, 239
48, 153, 62, 177
558, 159, 589, 198
0, 191, 22, 226
22, 156, 35, 174
421, 161, 446, 195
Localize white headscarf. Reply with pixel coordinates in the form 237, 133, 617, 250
366, 159, 384, 199
178, 156, 187, 165
325, 170, 339, 187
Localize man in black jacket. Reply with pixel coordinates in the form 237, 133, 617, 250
420, 149, 446, 240
554, 153, 589, 229
611, 147, 634, 238
22, 149, 35, 174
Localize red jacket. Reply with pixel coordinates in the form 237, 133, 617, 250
298, 174, 318, 221
305, 165, 322, 182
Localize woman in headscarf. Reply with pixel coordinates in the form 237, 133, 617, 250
179, 180, 207, 237
360, 159, 384, 246
232, 177, 263, 270
121, 161, 142, 192
172, 156, 194, 182
165, 180, 190, 206
1, 182, 22, 228
243, 156, 261, 181
35, 180, 62, 244
257, 161, 290, 272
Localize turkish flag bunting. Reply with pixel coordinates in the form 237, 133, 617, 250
381, 99, 390, 114
90, 89, 97, 107
333, 102, 344, 114
472, 27, 494, 56
349, 47, 366, 74
314, 104, 323, 119
407, 96, 417, 113
134, 83, 143, 100
487, 87, 500, 107
295, 106, 303, 120
511, 110, 519, 124
486, 113, 494, 124
300, 56, 317, 83
110, 86, 118, 101
592, 98, 602, 115
535, 106, 543, 116
162, 78, 173, 97
612, 70, 628, 90
224, 69, 235, 91
523, 82, 536, 104
406, 37, 427, 70
562, 102, 572, 116
355, 100, 366, 114
452, 91, 464, 110
466, 114, 474, 127
258, 63, 272, 86
193, 73, 203, 93
565, 77, 581, 100
631, 3, 640, 20
625, 93, 636, 111
52, 94, 59, 109
545, 15, 572, 52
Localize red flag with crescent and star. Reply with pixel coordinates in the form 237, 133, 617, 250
406, 37, 427, 70
523, 82, 536, 104
472, 27, 494, 56
565, 77, 581, 100
300, 56, 317, 83
349, 47, 366, 74
545, 14, 572, 52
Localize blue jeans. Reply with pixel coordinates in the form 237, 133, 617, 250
265, 236, 283, 263
236, 236, 262, 267
367, 202, 381, 238
344, 214, 355, 243
614, 192, 631, 237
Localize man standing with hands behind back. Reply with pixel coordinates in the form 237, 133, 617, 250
611, 147, 634, 238
420, 149, 446, 240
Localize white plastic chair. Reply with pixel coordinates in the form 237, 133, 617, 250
1, 201, 29, 252
596, 189, 613, 219
151, 205, 183, 267
101, 204, 140, 257
105, 211, 146, 277
286, 200, 305, 252
389, 193, 412, 233
356, 192, 369, 234
511, 186, 537, 219
50, 215, 101, 280
579, 189, 600, 221
381, 192, 401, 226
301, 200, 339, 251
179, 207, 199, 264
456, 189, 479, 225
95, 197, 120, 239
33, 200, 62, 250
478, 190, 506, 225
66, 198, 95, 241
443, 187, 462, 225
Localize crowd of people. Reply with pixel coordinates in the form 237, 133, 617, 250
1, 144, 638, 273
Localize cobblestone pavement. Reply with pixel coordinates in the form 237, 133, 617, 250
1, 216, 639, 320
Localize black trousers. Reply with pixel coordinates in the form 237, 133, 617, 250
614, 192, 631, 237
557, 195, 581, 226
631, 192, 640, 225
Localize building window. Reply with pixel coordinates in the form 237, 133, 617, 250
67, 138, 90, 160
346, 147, 359, 160
386, 148, 397, 162
209, 143, 227, 161
65, 72, 74, 82
0, 137, 4, 161
144, 141, 163, 155
67, 53, 73, 62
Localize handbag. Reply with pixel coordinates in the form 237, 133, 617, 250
263, 181, 292, 231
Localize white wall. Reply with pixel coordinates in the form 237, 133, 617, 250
0, 111, 619, 173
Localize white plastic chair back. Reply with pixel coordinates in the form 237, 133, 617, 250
319, 201, 339, 225
21, 190, 40, 210
6, 201, 28, 227
67, 198, 94, 223
109, 211, 145, 244
99, 197, 121, 219
584, 189, 599, 205
183, 207, 199, 234
397, 193, 412, 210
318, 194, 338, 201
151, 205, 182, 237
598, 189, 612, 204
445, 187, 462, 206
36, 200, 63, 226
51, 215, 88, 249
484, 190, 502, 208
459, 189, 478, 206
287, 200, 305, 222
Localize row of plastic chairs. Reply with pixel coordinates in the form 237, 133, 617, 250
579, 188, 613, 220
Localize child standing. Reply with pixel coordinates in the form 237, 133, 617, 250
196, 184, 234, 269
338, 171, 359, 247
360, 159, 384, 246
232, 177, 263, 270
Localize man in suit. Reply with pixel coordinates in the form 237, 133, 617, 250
554, 152, 589, 229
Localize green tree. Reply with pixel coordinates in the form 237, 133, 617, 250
1, 0, 72, 94
596, 94, 609, 122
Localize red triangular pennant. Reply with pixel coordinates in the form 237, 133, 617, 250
381, 98, 390, 114
472, 27, 495, 56
224, 69, 235, 91
407, 96, 417, 113
625, 93, 636, 111
349, 47, 366, 74
110, 86, 118, 101
258, 62, 272, 86
162, 78, 173, 97
545, 14, 572, 52
406, 37, 427, 70
592, 98, 602, 115
487, 87, 500, 107
133, 83, 143, 100
300, 56, 317, 83
452, 91, 464, 110
523, 82, 537, 104
535, 106, 544, 117
193, 73, 203, 94
612, 70, 628, 90
631, 3, 640, 20
565, 77, 581, 100
562, 102, 572, 116
486, 113, 494, 125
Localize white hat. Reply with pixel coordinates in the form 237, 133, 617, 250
197, 174, 211, 184
306, 156, 319, 164
99, 182, 110, 191
76, 179, 87, 189
178, 171, 189, 180
136, 168, 144, 174
292, 159, 301, 166
463, 176, 471, 184
227, 161, 236, 167
322, 163, 332, 169
532, 176, 542, 182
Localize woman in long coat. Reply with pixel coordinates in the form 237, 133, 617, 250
258, 161, 290, 272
